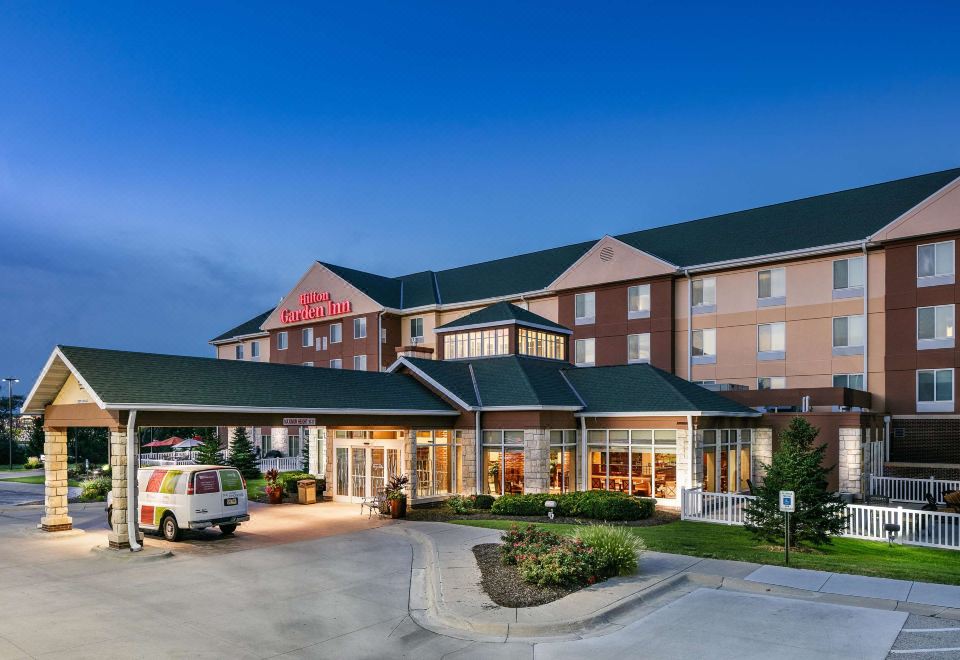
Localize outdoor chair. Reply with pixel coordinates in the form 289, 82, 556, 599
360, 489, 388, 518
944, 491, 960, 514
922, 493, 939, 512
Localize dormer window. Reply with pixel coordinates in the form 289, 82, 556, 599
518, 328, 566, 360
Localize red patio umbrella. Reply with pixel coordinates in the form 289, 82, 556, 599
143, 436, 184, 448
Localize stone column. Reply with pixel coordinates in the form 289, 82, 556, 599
676, 427, 691, 492
523, 429, 549, 494
107, 429, 141, 549
41, 429, 72, 532
271, 427, 289, 455
838, 427, 863, 495
458, 429, 477, 494
752, 428, 774, 485
307, 426, 326, 475
405, 429, 418, 501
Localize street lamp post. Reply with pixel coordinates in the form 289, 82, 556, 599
3, 378, 19, 471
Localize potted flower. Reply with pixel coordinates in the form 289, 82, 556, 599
264, 468, 283, 504
386, 474, 410, 519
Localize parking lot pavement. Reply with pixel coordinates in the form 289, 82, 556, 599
888, 614, 960, 659
0, 480, 81, 506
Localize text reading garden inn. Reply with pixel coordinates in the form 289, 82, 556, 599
22, 167, 960, 544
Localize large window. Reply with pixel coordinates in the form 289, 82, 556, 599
250, 341, 260, 359
330, 323, 342, 344
627, 284, 651, 318
692, 328, 716, 363
329, 358, 342, 369
518, 327, 566, 360
482, 430, 524, 495
410, 317, 424, 343
302, 327, 314, 348
833, 373, 864, 390
354, 317, 367, 339
918, 240, 955, 285
757, 322, 785, 359
692, 278, 716, 310
833, 256, 865, 296
757, 268, 785, 303
443, 328, 509, 359
918, 305, 955, 349
918, 369, 953, 411
701, 429, 752, 493
235, 344, 244, 360
758, 377, 786, 390
549, 430, 578, 494
415, 431, 454, 497
574, 338, 595, 366
587, 429, 677, 499
277, 331, 288, 351
627, 333, 650, 363
575, 292, 596, 324
353, 354, 367, 371
833, 315, 865, 354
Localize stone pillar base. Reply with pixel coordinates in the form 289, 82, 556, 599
107, 530, 144, 549
40, 518, 73, 532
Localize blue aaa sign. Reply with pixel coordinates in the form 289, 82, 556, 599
779, 490, 796, 512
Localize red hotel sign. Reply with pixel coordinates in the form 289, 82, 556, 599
279, 291, 352, 324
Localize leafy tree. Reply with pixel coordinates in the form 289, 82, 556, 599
27, 416, 45, 458
67, 427, 108, 465
745, 416, 847, 547
195, 432, 223, 465
227, 427, 260, 479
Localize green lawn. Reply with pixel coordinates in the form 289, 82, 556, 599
0, 475, 82, 487
453, 519, 960, 586
246, 477, 266, 501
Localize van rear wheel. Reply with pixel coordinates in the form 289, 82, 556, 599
161, 514, 181, 542
219, 524, 237, 535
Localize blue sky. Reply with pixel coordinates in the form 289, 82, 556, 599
3, 2, 960, 389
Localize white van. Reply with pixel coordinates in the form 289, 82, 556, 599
106, 465, 250, 541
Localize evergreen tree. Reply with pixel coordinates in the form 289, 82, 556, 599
227, 427, 260, 479
196, 432, 223, 465
745, 416, 847, 547
301, 436, 311, 473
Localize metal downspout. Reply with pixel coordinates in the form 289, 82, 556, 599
686, 414, 694, 490
127, 409, 141, 552
475, 410, 481, 495
862, 241, 869, 392
579, 416, 587, 491
378, 311, 384, 372
685, 270, 693, 381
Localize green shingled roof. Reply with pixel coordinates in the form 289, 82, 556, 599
562, 363, 757, 415
57, 346, 456, 413
210, 308, 274, 343
435, 302, 571, 333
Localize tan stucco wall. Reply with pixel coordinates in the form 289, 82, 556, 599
549, 236, 674, 291
52, 374, 93, 406
261, 262, 383, 331
215, 336, 270, 362
873, 177, 960, 242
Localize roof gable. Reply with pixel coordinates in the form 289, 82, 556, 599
261, 263, 384, 331
549, 235, 676, 291
871, 174, 960, 242
434, 302, 570, 334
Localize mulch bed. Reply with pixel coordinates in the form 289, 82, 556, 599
472, 543, 580, 607
408, 508, 679, 527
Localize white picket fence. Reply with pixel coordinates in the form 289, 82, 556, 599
869, 475, 960, 505
257, 457, 302, 472
680, 487, 960, 550
139, 453, 301, 473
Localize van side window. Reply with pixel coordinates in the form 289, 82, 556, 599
219, 470, 243, 491
194, 471, 220, 494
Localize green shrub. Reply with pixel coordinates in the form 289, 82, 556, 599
79, 476, 111, 502
492, 491, 654, 521
573, 525, 646, 577
490, 493, 551, 516
501, 524, 600, 587
23, 457, 42, 470
278, 471, 313, 494
447, 495, 474, 514
472, 494, 495, 510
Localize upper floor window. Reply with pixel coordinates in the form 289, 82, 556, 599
833, 315, 865, 355
833, 373, 864, 390
354, 317, 367, 339
330, 323, 342, 344
444, 328, 509, 359
918, 304, 955, 350
574, 338, 595, 366
518, 327, 566, 360
410, 317, 424, 343
833, 256, 865, 298
627, 284, 651, 319
691, 328, 716, 364
758, 377, 786, 390
302, 327, 314, 348
302, 361, 314, 367
918, 240, 955, 287
575, 292, 596, 325
317, 336, 327, 351
757, 268, 785, 306
691, 278, 716, 313
277, 331, 288, 351
329, 358, 342, 369
918, 368, 953, 412
627, 333, 650, 364
235, 344, 244, 360
250, 341, 260, 359
757, 322, 785, 360
353, 355, 367, 371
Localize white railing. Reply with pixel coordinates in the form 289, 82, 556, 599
869, 475, 960, 504
139, 458, 196, 467
258, 457, 302, 472
680, 488, 960, 550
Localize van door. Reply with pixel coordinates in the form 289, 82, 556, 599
218, 469, 247, 518
192, 469, 222, 521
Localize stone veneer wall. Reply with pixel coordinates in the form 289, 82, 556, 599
41, 429, 72, 532
837, 427, 863, 495
752, 428, 774, 485
458, 429, 477, 494
675, 428, 690, 494
106, 430, 141, 548
271, 427, 288, 455
523, 429, 550, 494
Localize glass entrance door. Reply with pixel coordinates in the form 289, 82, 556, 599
332, 439, 403, 502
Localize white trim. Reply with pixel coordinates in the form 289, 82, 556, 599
869, 173, 960, 242
546, 235, 678, 290
434, 319, 572, 335
684, 240, 867, 273
21, 348, 64, 413
576, 410, 761, 418
479, 405, 581, 411
209, 331, 270, 346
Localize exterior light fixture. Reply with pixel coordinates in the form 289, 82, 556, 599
884, 522, 900, 546
545, 500, 557, 520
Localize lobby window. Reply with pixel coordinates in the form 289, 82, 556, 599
410, 317, 424, 343
329, 358, 342, 369
353, 355, 367, 371
918, 240, 955, 287
691, 328, 716, 364
354, 317, 367, 339
302, 327, 314, 348
259, 434, 271, 457
757, 322, 785, 360
250, 341, 260, 359
443, 328, 509, 359
691, 278, 716, 313
833, 256, 865, 298
416, 431, 454, 498
833, 315, 865, 355
627, 333, 650, 364
918, 305, 955, 350
482, 430, 524, 496
575, 292, 596, 325
833, 373, 864, 390
627, 284, 651, 319
330, 323, 342, 344
549, 430, 578, 494
918, 368, 953, 412
518, 327, 566, 360
587, 429, 677, 499
235, 344, 244, 360
701, 429, 752, 494
574, 338, 595, 366
757, 268, 785, 306
277, 331, 288, 351
758, 377, 786, 390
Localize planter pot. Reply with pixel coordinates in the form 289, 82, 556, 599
390, 498, 407, 519
267, 487, 283, 505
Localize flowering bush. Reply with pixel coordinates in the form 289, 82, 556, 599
500, 524, 601, 587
